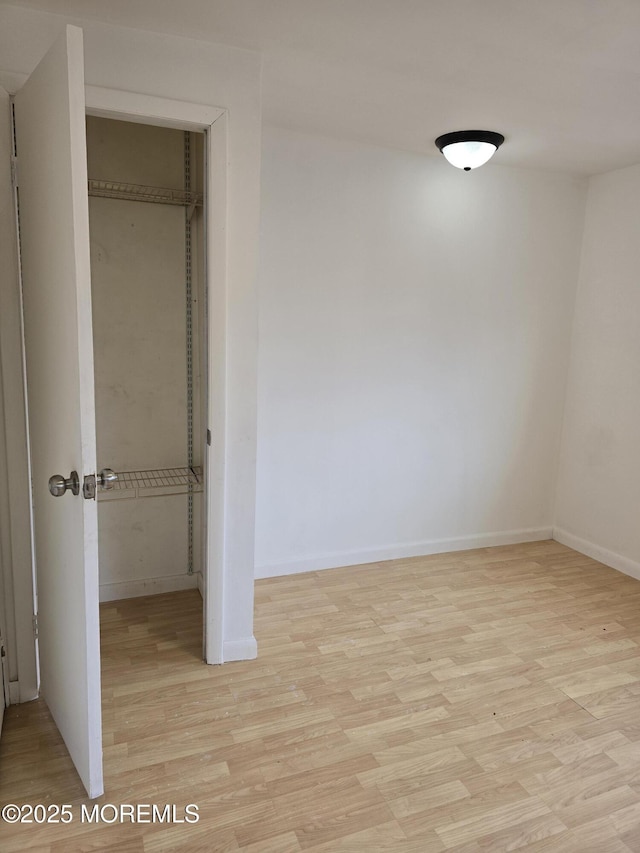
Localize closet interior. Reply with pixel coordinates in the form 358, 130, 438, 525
86, 116, 207, 603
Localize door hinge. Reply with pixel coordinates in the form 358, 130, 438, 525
10, 157, 18, 188
207, 429, 211, 446
32, 615, 38, 640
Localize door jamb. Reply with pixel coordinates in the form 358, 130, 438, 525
85, 86, 226, 664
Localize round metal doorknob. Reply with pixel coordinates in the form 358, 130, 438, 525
48, 471, 80, 497
98, 468, 117, 490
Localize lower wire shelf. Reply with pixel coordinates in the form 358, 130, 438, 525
98, 466, 203, 501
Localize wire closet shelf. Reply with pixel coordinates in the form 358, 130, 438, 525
88, 178, 203, 208
98, 466, 203, 501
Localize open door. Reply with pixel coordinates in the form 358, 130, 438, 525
13, 25, 103, 798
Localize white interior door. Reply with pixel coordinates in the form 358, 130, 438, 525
13, 25, 103, 798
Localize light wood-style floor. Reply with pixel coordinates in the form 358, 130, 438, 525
3, 540, 640, 851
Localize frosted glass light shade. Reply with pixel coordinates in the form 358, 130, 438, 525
441, 140, 497, 170
435, 131, 505, 171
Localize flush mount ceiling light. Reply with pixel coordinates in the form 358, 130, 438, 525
435, 130, 505, 171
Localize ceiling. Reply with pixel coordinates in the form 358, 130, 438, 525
5, 0, 640, 175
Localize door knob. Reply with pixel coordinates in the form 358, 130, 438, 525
81, 468, 119, 499
48, 471, 80, 497
98, 468, 117, 490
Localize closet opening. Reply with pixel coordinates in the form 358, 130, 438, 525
86, 115, 208, 651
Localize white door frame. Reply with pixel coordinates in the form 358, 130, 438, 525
0, 559, 9, 733
0, 85, 39, 705
85, 86, 227, 664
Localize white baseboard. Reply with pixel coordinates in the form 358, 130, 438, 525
553, 528, 640, 582
223, 637, 258, 662
100, 573, 199, 602
9, 681, 20, 704
255, 527, 553, 579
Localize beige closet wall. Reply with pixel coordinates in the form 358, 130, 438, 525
87, 117, 203, 600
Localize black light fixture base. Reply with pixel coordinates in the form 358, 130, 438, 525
435, 130, 505, 153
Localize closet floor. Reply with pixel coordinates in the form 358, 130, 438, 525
2, 540, 640, 851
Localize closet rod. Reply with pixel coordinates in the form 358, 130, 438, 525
88, 178, 203, 207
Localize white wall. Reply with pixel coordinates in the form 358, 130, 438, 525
0, 4, 261, 660
255, 126, 587, 577
555, 164, 640, 578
